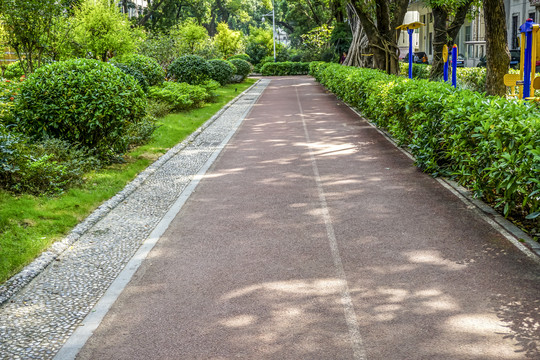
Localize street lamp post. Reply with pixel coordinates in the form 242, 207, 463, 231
262, 0, 276, 62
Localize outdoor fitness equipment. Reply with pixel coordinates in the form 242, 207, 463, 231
504, 18, 540, 99
396, 22, 425, 79
443, 44, 458, 88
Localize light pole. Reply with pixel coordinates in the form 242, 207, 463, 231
262, 0, 276, 62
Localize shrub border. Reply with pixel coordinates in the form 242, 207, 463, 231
0, 80, 262, 305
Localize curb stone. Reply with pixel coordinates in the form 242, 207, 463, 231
0, 79, 262, 306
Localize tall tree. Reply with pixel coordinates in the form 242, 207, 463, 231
483, 0, 509, 95
72, 0, 144, 61
0, 0, 65, 75
274, 0, 335, 47
347, 0, 409, 74
426, 0, 476, 80
343, 3, 371, 67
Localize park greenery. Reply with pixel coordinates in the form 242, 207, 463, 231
0, 0, 538, 282
310, 62, 540, 229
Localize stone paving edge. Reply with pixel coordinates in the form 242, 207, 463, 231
0, 79, 262, 306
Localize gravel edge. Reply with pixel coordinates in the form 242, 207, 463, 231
0, 79, 262, 306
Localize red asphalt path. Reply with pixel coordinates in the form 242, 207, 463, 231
77, 77, 540, 359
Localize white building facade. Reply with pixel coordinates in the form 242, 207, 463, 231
403, 0, 537, 66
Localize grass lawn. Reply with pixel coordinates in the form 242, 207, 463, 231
0, 79, 257, 284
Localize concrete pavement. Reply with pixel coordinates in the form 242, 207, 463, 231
72, 76, 539, 359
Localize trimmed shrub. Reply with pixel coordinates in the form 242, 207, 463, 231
112, 62, 149, 92
148, 82, 209, 111
146, 99, 173, 118
0, 124, 21, 174
261, 62, 310, 76
14, 59, 146, 157
0, 78, 22, 124
110, 54, 165, 86
3, 61, 25, 80
201, 79, 220, 95
0, 132, 101, 195
399, 63, 488, 93
310, 63, 540, 222
168, 55, 212, 85
228, 54, 252, 63
456, 67, 487, 92
230, 58, 251, 82
209, 59, 236, 85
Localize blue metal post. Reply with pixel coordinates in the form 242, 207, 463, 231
521, 19, 534, 98
408, 28, 414, 79
451, 45, 457, 88
444, 56, 449, 82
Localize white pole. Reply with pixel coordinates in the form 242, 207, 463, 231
272, 0, 276, 62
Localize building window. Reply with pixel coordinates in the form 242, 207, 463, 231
465, 26, 471, 42
429, 13, 433, 23
429, 32, 433, 55
421, 15, 425, 24
512, 15, 519, 49
529, 12, 536, 22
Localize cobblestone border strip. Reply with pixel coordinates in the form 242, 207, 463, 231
341, 97, 540, 264
0, 80, 262, 306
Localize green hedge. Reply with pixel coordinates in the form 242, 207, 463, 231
168, 55, 212, 85
208, 59, 236, 86
309, 62, 540, 221
14, 59, 147, 158
261, 61, 311, 76
148, 82, 209, 111
399, 63, 487, 93
110, 54, 165, 87
229, 58, 251, 82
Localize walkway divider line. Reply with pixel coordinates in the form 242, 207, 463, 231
295, 87, 367, 360
54, 80, 269, 360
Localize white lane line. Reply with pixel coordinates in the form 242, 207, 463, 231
53, 81, 269, 360
295, 87, 367, 360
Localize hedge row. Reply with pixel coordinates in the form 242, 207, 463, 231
260, 62, 310, 76
399, 63, 487, 93
309, 62, 540, 220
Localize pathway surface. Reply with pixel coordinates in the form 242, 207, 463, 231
72, 77, 540, 359
2, 77, 539, 359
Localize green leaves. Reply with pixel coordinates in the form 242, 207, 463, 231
168, 55, 213, 85
13, 59, 146, 158
229, 59, 252, 82
110, 54, 165, 87
148, 82, 209, 111
261, 62, 310, 76
208, 59, 236, 86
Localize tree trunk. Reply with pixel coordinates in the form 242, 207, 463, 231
429, 0, 474, 80
137, 0, 166, 27
430, 7, 449, 80
348, 0, 408, 74
343, 3, 371, 67
484, 0, 509, 96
